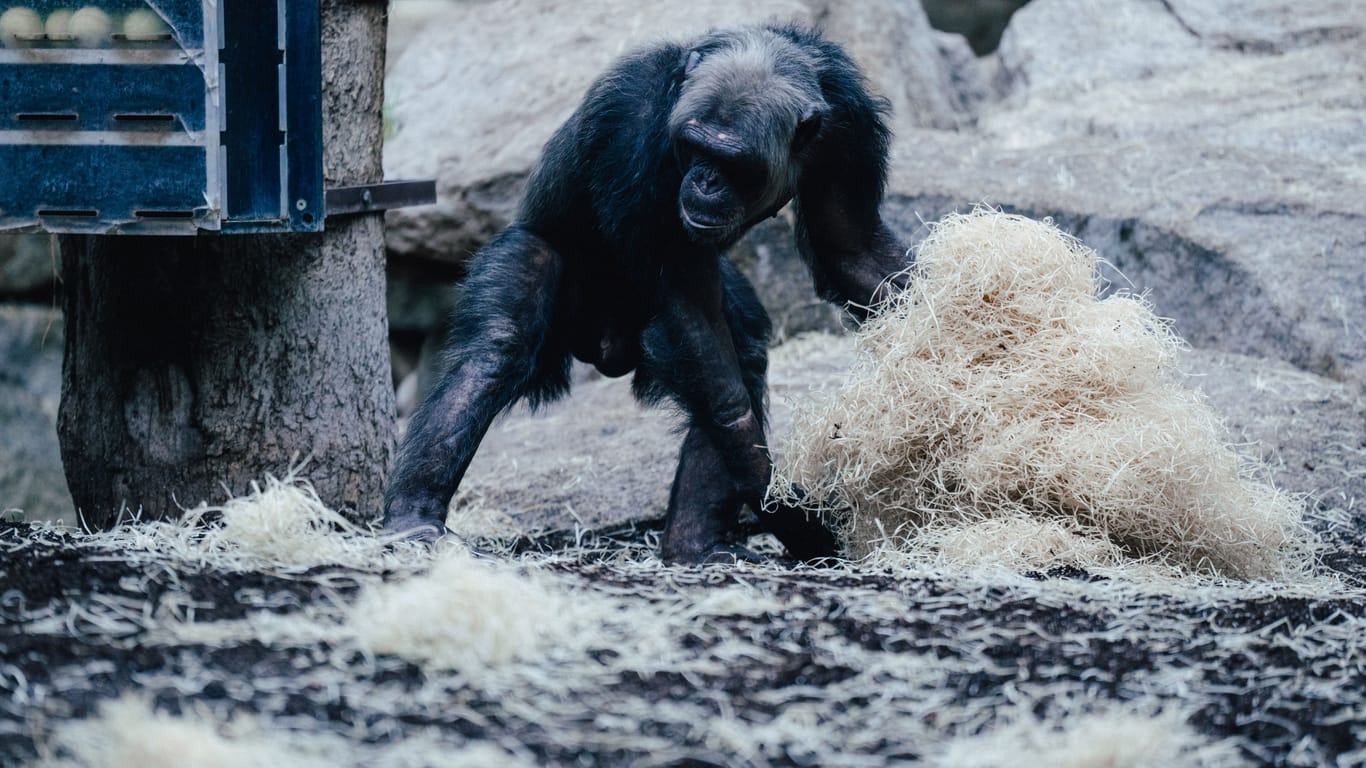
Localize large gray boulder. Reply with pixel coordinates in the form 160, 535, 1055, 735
0, 235, 56, 298
384, 0, 803, 265
0, 305, 73, 524
885, 0, 1366, 390
458, 335, 855, 533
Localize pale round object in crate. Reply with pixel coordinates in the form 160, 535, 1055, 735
69, 6, 113, 48
122, 8, 168, 40
45, 9, 76, 40
0, 7, 44, 48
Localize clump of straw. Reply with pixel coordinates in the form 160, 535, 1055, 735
774, 210, 1306, 578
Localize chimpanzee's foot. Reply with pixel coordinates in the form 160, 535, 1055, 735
753, 484, 841, 561
756, 498, 840, 563
383, 523, 506, 564
382, 491, 451, 545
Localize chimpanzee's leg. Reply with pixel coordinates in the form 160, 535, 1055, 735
661, 425, 759, 563
638, 260, 764, 562
384, 226, 567, 539
643, 259, 836, 563
720, 261, 839, 561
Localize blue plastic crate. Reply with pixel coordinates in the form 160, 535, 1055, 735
0, 0, 323, 234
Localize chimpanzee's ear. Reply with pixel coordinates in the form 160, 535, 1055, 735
684, 49, 703, 75
793, 103, 827, 154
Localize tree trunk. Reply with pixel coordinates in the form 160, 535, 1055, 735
57, 0, 394, 528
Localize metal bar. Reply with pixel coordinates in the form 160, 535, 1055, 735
220, 0, 283, 220
324, 180, 437, 217
0, 130, 204, 147
281, 0, 323, 230
0, 49, 197, 65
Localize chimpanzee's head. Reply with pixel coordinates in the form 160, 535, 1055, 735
669, 29, 829, 246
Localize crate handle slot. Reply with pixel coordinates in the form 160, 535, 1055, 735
112, 33, 175, 43
17, 113, 78, 122
114, 114, 177, 124
37, 209, 99, 217
134, 210, 195, 219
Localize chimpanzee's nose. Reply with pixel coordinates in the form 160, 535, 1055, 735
694, 166, 723, 196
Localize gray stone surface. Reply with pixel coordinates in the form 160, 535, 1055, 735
887, 0, 1366, 389
920, 0, 1030, 54
1183, 349, 1366, 509
384, 0, 801, 265
461, 333, 1364, 533
457, 335, 855, 532
0, 305, 73, 523
384, 1, 1365, 378
0, 235, 56, 298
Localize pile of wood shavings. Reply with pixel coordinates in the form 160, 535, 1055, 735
774, 209, 1309, 579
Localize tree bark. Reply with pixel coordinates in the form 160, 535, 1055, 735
57, 0, 394, 528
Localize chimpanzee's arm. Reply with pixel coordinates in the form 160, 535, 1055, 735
794, 47, 910, 319
639, 260, 838, 563
640, 263, 771, 498
383, 227, 565, 539
796, 198, 908, 320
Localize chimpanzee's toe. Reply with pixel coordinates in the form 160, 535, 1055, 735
383, 516, 447, 545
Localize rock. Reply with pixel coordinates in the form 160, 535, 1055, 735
456, 363, 673, 532
726, 216, 848, 340
385, 0, 461, 74
457, 338, 844, 533
0, 235, 56, 298
811, 0, 979, 131
386, 257, 457, 339
1183, 350, 1366, 508
886, 0, 1366, 390
0, 305, 62, 429
0, 305, 73, 524
381, 0, 970, 337
384, 0, 800, 265
920, 0, 1031, 55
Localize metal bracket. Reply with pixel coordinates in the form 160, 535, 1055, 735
324, 179, 437, 217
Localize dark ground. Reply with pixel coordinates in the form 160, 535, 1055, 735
3, 508, 1364, 767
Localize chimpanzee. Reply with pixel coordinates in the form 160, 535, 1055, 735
384, 24, 908, 563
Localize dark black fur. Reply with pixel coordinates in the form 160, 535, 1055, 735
384, 25, 908, 563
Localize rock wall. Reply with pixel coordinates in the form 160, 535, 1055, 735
920, 0, 1030, 55
384, 0, 1364, 391
0, 235, 69, 521
380, 0, 980, 381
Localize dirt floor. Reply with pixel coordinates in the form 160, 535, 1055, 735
3, 490, 1364, 767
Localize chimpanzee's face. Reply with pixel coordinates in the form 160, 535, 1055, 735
670, 33, 827, 246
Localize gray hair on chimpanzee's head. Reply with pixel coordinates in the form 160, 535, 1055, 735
669, 27, 828, 171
